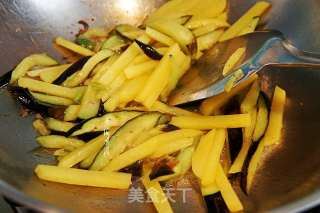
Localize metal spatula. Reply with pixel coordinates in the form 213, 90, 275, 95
168, 30, 320, 105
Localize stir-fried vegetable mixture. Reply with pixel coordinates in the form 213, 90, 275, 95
1, 0, 287, 212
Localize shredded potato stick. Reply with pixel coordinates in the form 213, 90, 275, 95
64, 49, 114, 87
103, 129, 202, 172
219, 1, 271, 41
55, 36, 95, 56
97, 36, 150, 86
58, 134, 107, 168
18, 77, 84, 100
247, 86, 286, 191
201, 182, 219, 196
170, 114, 251, 129
135, 44, 181, 108
201, 129, 226, 186
252, 96, 269, 141
141, 175, 173, 213
223, 47, 246, 76
35, 164, 131, 189
146, 27, 175, 46
200, 74, 258, 115
216, 164, 244, 212
238, 17, 260, 36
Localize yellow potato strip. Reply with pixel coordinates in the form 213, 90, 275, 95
124, 60, 158, 79
64, 49, 114, 87
55, 36, 95, 56
141, 176, 173, 213
229, 109, 257, 174
240, 80, 260, 113
201, 182, 219, 196
31, 92, 74, 106
222, 47, 246, 76
58, 134, 107, 168
150, 137, 194, 158
202, 129, 226, 185
135, 44, 180, 108
64, 105, 80, 121
35, 164, 131, 189
103, 129, 202, 172
104, 74, 149, 112
216, 163, 244, 212
148, 20, 193, 47
247, 86, 286, 191
96, 36, 150, 86
46, 118, 75, 132
219, 1, 271, 41
197, 29, 224, 51
37, 135, 85, 149
252, 96, 269, 141
200, 74, 258, 115
192, 129, 217, 178
186, 17, 230, 29
238, 17, 260, 36
18, 77, 83, 100
263, 86, 286, 146
146, 27, 175, 46
170, 114, 251, 130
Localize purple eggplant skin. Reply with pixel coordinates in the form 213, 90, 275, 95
7, 86, 49, 115
0, 69, 13, 88
97, 101, 106, 117
134, 39, 163, 60
205, 193, 229, 213
161, 124, 180, 132
76, 131, 104, 142
52, 56, 90, 85
65, 118, 92, 137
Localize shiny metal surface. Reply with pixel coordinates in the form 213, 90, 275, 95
169, 31, 320, 105
1, 0, 320, 213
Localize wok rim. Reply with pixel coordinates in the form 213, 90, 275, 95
0, 178, 319, 212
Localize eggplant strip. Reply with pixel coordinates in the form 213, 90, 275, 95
8, 87, 48, 114
53, 57, 90, 85
71, 111, 142, 136
63, 49, 114, 87
10, 54, 58, 83
134, 39, 163, 60
0, 70, 13, 88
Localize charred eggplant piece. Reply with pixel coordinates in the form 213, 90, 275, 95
0, 69, 13, 88
65, 118, 92, 136
8, 86, 48, 114
119, 160, 143, 177
76, 131, 104, 142
161, 124, 180, 132
205, 192, 229, 213
227, 128, 243, 162
52, 56, 90, 85
134, 39, 163, 60
149, 158, 175, 180
97, 101, 106, 117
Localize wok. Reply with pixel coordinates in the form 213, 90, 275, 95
1, 0, 320, 212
